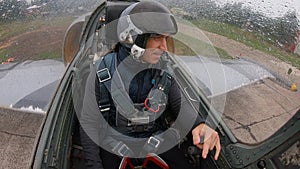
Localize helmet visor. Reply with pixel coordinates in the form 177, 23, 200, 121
130, 12, 178, 35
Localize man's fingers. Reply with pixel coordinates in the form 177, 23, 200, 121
192, 125, 205, 145
196, 144, 203, 150
209, 132, 218, 150
210, 141, 216, 150
201, 142, 209, 159
214, 137, 221, 160
192, 132, 200, 145
192, 124, 221, 160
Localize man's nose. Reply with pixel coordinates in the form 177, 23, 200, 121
158, 38, 168, 51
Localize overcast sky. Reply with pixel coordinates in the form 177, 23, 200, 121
214, 0, 300, 18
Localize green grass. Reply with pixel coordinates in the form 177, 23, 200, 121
0, 16, 73, 43
0, 16, 74, 61
33, 51, 62, 60
0, 48, 13, 62
191, 19, 300, 69
173, 31, 233, 59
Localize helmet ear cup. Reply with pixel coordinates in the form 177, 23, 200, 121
131, 44, 145, 60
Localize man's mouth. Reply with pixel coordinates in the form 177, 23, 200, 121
153, 52, 162, 56
152, 50, 163, 56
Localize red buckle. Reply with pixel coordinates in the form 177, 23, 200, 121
142, 153, 169, 169
119, 157, 135, 169
144, 98, 160, 113
119, 153, 169, 169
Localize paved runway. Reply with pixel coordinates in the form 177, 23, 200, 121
0, 59, 65, 112
0, 107, 44, 169
0, 59, 64, 168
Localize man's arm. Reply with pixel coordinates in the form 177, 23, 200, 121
168, 77, 221, 160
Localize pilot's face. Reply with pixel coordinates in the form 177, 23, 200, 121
142, 34, 168, 64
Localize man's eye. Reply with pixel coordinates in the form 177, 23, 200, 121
153, 37, 163, 41
155, 36, 169, 41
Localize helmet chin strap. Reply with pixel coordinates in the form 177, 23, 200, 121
131, 44, 146, 62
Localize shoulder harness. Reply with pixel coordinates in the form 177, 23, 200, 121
95, 52, 173, 129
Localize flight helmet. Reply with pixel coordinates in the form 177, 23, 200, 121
117, 0, 178, 61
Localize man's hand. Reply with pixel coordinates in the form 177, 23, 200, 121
192, 123, 221, 160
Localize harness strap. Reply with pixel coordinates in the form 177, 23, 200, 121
112, 141, 134, 157
142, 135, 164, 153
96, 53, 173, 131
96, 53, 114, 114
95, 52, 177, 158
96, 53, 138, 117
101, 129, 134, 157
140, 127, 180, 157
